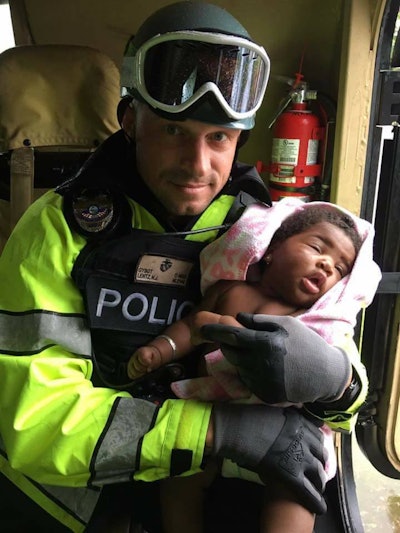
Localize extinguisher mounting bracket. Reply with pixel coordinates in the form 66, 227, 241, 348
266, 162, 322, 178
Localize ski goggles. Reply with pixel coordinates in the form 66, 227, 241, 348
123, 31, 270, 121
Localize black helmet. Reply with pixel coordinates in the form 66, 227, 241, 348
121, 1, 270, 129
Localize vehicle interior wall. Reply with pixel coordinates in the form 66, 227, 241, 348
8, 0, 346, 195
5, 0, 386, 214
357, 0, 400, 481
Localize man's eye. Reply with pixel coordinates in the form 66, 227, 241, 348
211, 131, 228, 142
165, 124, 181, 135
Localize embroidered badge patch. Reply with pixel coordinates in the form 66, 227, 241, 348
73, 192, 114, 233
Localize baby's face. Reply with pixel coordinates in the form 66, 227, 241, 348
261, 221, 356, 308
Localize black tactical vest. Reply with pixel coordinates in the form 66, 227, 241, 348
72, 228, 207, 391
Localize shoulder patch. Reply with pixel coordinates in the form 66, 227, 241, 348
72, 190, 115, 233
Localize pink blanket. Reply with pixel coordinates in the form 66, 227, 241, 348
172, 198, 381, 401
172, 198, 381, 480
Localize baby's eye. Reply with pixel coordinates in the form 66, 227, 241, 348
335, 265, 345, 278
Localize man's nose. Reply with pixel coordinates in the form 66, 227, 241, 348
181, 138, 210, 175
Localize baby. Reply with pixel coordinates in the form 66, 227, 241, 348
128, 198, 381, 533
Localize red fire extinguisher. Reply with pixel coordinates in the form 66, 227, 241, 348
264, 77, 326, 202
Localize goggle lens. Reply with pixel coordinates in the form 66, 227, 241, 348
141, 39, 268, 116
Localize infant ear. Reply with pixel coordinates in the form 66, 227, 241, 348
263, 253, 272, 266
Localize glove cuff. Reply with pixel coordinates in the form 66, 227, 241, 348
213, 404, 284, 467
305, 368, 362, 414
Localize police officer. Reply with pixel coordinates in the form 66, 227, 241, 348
0, 2, 366, 532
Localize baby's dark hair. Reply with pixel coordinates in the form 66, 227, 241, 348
270, 204, 362, 255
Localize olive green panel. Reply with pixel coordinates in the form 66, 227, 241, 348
331, 0, 386, 215
383, 297, 400, 472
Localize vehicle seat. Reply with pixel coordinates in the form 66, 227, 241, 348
0, 44, 121, 251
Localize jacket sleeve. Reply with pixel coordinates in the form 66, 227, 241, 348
304, 333, 369, 433
0, 191, 211, 487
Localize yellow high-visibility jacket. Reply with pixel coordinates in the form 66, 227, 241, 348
0, 189, 368, 532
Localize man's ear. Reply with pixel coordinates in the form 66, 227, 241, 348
117, 97, 136, 137
121, 104, 136, 138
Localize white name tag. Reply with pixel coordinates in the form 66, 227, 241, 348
135, 254, 194, 287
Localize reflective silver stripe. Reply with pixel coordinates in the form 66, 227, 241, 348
0, 435, 99, 526
40, 484, 100, 524
0, 310, 91, 356
91, 396, 157, 485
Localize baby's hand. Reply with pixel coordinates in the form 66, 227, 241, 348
127, 346, 163, 379
190, 311, 242, 346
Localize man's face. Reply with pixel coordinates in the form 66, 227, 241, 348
131, 104, 241, 217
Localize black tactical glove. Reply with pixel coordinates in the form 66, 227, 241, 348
202, 313, 352, 405
213, 403, 327, 514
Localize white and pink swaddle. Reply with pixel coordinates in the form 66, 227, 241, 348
172, 197, 382, 480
